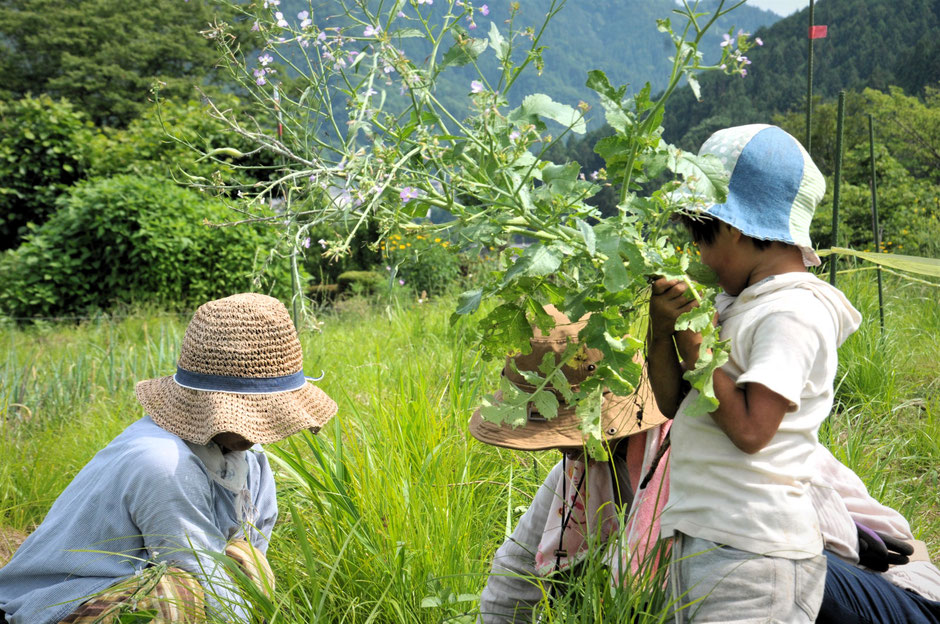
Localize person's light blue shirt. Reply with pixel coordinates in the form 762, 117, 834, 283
0, 416, 278, 624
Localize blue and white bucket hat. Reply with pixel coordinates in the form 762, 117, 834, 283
694, 124, 825, 267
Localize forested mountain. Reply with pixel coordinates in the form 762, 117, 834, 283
662, 0, 940, 149
282, 0, 782, 127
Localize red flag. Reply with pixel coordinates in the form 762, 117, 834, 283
809, 25, 828, 39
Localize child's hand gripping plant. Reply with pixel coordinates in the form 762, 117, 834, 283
193, 0, 760, 458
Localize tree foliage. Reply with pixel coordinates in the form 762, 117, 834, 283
661, 0, 940, 150
0, 0, 258, 127
0, 95, 92, 249
0, 175, 297, 319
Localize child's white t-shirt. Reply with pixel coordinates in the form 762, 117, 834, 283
660, 272, 861, 559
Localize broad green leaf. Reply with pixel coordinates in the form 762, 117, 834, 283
440, 36, 488, 69
686, 260, 719, 286
676, 306, 712, 333
673, 152, 728, 204
585, 70, 626, 103
687, 73, 702, 101
576, 218, 596, 256
394, 28, 425, 38
682, 341, 729, 417
597, 235, 630, 292
479, 304, 532, 358
456, 288, 482, 314
524, 244, 563, 276
531, 390, 559, 421
575, 387, 607, 460
542, 161, 580, 183
520, 94, 586, 134
488, 22, 509, 62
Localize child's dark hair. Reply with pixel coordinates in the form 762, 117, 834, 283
677, 213, 771, 249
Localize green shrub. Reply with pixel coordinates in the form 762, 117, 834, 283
85, 95, 276, 189
382, 232, 463, 295
301, 221, 383, 285
0, 95, 93, 249
0, 175, 298, 319
336, 270, 384, 296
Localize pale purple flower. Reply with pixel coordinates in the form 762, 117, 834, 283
740, 68, 748, 77
398, 10, 406, 17
468, 20, 477, 29
509, 129, 521, 141
298, 10, 311, 29
259, 53, 274, 66
263, 0, 279, 7
385, 265, 392, 271
318, 238, 327, 248
275, 11, 288, 28
720, 33, 733, 48
755, 37, 763, 46
256, 75, 267, 86
383, 64, 394, 73
470, 80, 484, 93
417, 0, 433, 4
363, 24, 381, 37
398, 279, 405, 285
479, 4, 489, 15
590, 170, 599, 180
317, 31, 327, 42
364, 87, 377, 96
251, 21, 260, 32
302, 237, 311, 248
400, 187, 419, 203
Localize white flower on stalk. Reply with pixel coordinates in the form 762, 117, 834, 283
363, 25, 381, 37
470, 80, 484, 93
274, 11, 288, 28
298, 10, 312, 29
258, 53, 274, 66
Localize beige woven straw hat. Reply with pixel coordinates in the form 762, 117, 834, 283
469, 305, 667, 451
136, 293, 337, 445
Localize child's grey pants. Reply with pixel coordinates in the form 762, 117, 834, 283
670, 532, 826, 623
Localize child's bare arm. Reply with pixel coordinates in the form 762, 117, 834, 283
647, 278, 698, 417
708, 373, 790, 454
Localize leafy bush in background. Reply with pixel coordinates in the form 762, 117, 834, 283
85, 95, 276, 189
383, 232, 463, 296
0, 95, 92, 249
0, 175, 298, 319
301, 221, 383, 286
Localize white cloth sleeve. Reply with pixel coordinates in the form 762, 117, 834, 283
478, 461, 564, 624
734, 311, 824, 410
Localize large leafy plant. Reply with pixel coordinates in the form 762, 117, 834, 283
196, 0, 759, 458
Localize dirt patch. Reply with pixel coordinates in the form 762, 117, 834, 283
0, 526, 29, 568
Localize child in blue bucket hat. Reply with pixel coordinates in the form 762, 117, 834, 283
647, 124, 862, 623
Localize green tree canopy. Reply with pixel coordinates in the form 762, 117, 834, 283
0, 0, 257, 126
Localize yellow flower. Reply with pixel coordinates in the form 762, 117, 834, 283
417, 235, 424, 240
398, 244, 406, 249
434, 237, 442, 243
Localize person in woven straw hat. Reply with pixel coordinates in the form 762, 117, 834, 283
0, 293, 337, 624
472, 304, 673, 623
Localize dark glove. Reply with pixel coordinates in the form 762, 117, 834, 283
855, 521, 914, 572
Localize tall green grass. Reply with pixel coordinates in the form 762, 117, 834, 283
1, 274, 938, 621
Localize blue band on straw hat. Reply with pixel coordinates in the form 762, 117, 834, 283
173, 366, 323, 395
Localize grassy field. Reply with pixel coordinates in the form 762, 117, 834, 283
1, 272, 938, 621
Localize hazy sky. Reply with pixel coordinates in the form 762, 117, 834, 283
745, 0, 807, 16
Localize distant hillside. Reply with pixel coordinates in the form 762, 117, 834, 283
662, 0, 940, 149
285, 0, 782, 127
